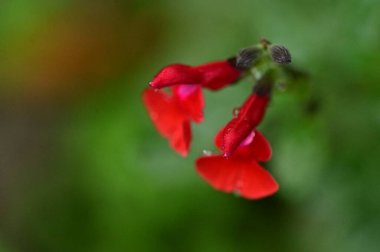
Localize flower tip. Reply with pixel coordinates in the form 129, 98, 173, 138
180, 152, 188, 157
148, 82, 161, 92
176, 148, 189, 157
148, 81, 156, 88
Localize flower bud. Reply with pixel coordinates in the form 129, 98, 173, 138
270, 45, 291, 64
236, 47, 260, 69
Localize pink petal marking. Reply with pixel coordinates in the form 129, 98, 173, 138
240, 131, 255, 147
176, 84, 199, 99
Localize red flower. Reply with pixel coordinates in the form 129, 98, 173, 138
196, 130, 279, 200
143, 85, 203, 156
142, 42, 296, 200
149, 60, 241, 91
143, 60, 242, 156
222, 93, 270, 158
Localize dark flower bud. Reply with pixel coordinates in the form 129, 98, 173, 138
270, 45, 291, 64
236, 47, 260, 69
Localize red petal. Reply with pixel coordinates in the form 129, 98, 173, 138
196, 156, 279, 199
196, 155, 241, 192
237, 94, 269, 126
245, 95, 269, 126
214, 126, 224, 151
143, 88, 191, 156
149, 64, 202, 89
238, 161, 279, 199
232, 130, 272, 161
172, 85, 204, 123
247, 131, 272, 162
222, 117, 253, 158
170, 121, 191, 157
195, 61, 241, 91
221, 94, 269, 157
237, 94, 256, 115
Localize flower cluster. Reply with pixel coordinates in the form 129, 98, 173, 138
143, 40, 292, 200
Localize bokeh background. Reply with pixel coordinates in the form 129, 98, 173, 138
1, 0, 380, 251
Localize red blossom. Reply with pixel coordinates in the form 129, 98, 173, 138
149, 60, 241, 90
222, 93, 270, 157
196, 130, 278, 200
143, 85, 204, 156
149, 64, 201, 88
144, 59, 242, 156
196, 91, 276, 200
142, 42, 294, 200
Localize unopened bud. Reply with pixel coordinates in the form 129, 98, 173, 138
236, 47, 260, 69
270, 45, 291, 64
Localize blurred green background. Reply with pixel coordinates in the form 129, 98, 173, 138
1, 0, 380, 251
